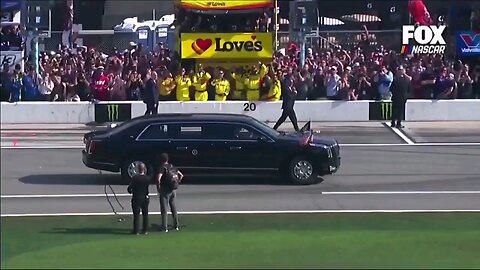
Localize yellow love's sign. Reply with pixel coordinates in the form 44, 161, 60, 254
175, 0, 273, 10
181, 33, 273, 59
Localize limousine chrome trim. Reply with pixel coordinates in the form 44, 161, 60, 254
135, 121, 275, 143
91, 161, 117, 166
176, 166, 279, 171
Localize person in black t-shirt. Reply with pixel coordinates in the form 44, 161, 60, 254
156, 153, 184, 233
127, 163, 151, 235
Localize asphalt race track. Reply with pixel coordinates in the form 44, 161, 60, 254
1, 121, 480, 216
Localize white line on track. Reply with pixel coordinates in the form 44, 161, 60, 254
2, 143, 480, 149
3, 209, 480, 217
3, 191, 480, 199
383, 122, 415, 145
322, 191, 480, 195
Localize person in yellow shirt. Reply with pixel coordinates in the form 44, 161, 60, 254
261, 73, 282, 101
244, 62, 268, 101
175, 68, 192, 101
230, 67, 246, 100
211, 70, 230, 101
192, 64, 211, 101
158, 71, 176, 101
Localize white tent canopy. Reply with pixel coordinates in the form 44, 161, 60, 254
319, 17, 345, 26
341, 14, 382, 23
278, 17, 344, 26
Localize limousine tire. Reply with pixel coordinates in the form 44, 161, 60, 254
287, 156, 317, 185
121, 158, 154, 182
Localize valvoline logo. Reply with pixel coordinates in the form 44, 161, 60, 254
191, 35, 262, 55
457, 31, 480, 57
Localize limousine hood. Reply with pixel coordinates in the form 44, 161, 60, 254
310, 134, 338, 146
278, 131, 337, 147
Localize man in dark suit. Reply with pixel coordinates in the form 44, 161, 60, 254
273, 69, 300, 132
127, 163, 151, 235
143, 71, 159, 115
390, 65, 411, 128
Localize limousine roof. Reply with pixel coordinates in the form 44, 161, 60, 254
129, 113, 257, 125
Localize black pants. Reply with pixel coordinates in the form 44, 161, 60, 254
145, 103, 158, 115
391, 99, 406, 126
273, 107, 299, 131
159, 190, 178, 230
131, 198, 149, 233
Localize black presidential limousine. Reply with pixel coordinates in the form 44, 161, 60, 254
82, 113, 340, 185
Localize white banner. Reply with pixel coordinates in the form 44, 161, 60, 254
0, 50, 24, 72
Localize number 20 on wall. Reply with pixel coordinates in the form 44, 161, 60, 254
243, 102, 257, 111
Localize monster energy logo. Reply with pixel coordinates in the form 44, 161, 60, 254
107, 104, 119, 122
381, 102, 392, 120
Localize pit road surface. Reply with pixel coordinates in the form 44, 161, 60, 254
1, 122, 480, 215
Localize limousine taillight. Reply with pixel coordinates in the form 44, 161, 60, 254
88, 140, 101, 154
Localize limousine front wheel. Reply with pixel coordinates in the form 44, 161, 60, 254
288, 157, 317, 185
121, 159, 154, 182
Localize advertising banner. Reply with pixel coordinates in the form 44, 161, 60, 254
368, 101, 406, 121
181, 33, 273, 59
0, 50, 24, 72
94, 103, 132, 123
176, 0, 273, 10
456, 31, 480, 57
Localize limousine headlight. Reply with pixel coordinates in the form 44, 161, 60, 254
309, 144, 333, 158
325, 146, 333, 158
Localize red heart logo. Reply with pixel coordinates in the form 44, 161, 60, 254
251, 35, 257, 40
192, 39, 212, 55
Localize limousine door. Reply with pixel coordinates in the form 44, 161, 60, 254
223, 124, 282, 170
167, 123, 217, 170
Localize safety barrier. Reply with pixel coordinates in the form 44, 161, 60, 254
1, 100, 479, 124
0, 102, 94, 124
406, 100, 480, 121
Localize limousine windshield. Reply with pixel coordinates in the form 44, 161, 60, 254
250, 118, 282, 138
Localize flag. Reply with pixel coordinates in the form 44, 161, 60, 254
408, 0, 433, 25
299, 121, 311, 133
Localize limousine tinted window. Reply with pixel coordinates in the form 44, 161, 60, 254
137, 124, 169, 140
233, 126, 262, 140
138, 122, 268, 141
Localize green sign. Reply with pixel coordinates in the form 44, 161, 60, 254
369, 101, 394, 121
381, 102, 393, 120
95, 103, 131, 123
107, 104, 119, 122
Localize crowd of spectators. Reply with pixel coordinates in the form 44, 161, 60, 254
1, 25, 479, 103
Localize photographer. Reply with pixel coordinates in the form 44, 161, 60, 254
324, 66, 341, 100
156, 153, 184, 233
357, 65, 372, 100
457, 65, 473, 99
126, 70, 143, 101
127, 163, 150, 235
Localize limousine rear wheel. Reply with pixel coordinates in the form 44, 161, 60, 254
288, 156, 317, 185
121, 158, 154, 182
